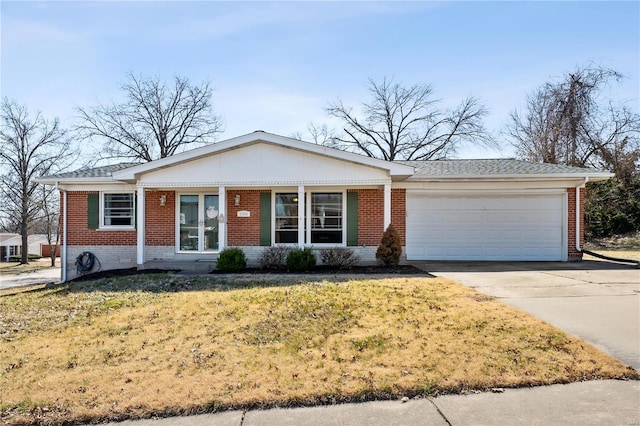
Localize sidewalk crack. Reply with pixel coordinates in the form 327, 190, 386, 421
428, 398, 452, 426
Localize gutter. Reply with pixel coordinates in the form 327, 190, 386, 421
406, 173, 614, 183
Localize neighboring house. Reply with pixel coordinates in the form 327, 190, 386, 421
0, 233, 22, 262
28, 234, 60, 258
37, 131, 613, 281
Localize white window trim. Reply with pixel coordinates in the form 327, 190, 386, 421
272, 189, 346, 247
100, 191, 136, 230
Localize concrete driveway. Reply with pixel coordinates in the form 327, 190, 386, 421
0, 264, 61, 290
413, 260, 640, 370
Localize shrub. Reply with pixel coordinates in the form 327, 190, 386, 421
320, 247, 360, 269
216, 247, 247, 272
286, 247, 317, 271
585, 178, 640, 238
375, 224, 402, 267
259, 246, 290, 270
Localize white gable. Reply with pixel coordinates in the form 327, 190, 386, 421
137, 142, 392, 187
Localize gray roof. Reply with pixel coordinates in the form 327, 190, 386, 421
44, 163, 139, 179
42, 158, 611, 183
397, 159, 609, 177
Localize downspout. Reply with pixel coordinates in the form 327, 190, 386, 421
57, 182, 68, 283
575, 177, 588, 254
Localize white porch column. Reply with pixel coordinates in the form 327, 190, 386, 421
298, 185, 305, 248
136, 187, 145, 266
218, 186, 226, 250
383, 183, 391, 230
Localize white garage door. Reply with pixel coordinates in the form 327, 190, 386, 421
406, 194, 565, 261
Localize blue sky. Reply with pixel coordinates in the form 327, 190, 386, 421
2, 1, 638, 159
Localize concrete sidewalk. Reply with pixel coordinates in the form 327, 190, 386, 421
105, 380, 639, 425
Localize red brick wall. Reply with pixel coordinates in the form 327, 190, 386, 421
348, 188, 406, 246
391, 189, 406, 245
354, 189, 384, 245
567, 187, 584, 260
63, 187, 408, 249
65, 191, 137, 246
227, 190, 267, 246
145, 190, 175, 246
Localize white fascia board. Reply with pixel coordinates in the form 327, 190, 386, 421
112, 131, 416, 181
60, 183, 137, 192
406, 171, 614, 182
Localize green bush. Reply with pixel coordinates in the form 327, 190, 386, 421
259, 246, 290, 270
216, 247, 247, 272
286, 247, 317, 271
320, 247, 360, 269
375, 224, 402, 267
585, 178, 640, 238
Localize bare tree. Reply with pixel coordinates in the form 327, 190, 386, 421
326, 77, 492, 161
33, 185, 60, 266
0, 98, 73, 264
76, 73, 223, 163
582, 103, 640, 183
506, 66, 636, 171
291, 122, 338, 146
0, 210, 20, 233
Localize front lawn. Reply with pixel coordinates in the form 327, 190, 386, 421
0, 274, 636, 425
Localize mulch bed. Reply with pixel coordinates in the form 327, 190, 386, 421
70, 265, 426, 282
209, 264, 425, 275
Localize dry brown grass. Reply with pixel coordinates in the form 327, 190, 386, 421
585, 231, 640, 258
1, 274, 637, 425
583, 250, 640, 261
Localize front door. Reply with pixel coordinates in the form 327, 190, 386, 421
178, 194, 219, 252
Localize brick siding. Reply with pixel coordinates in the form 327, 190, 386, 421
353, 188, 384, 245
62, 187, 406, 262
349, 188, 406, 246
64, 191, 136, 246
391, 188, 406, 245
567, 187, 584, 260
145, 190, 175, 246
227, 190, 268, 246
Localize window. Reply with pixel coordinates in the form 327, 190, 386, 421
275, 193, 299, 244
102, 193, 134, 228
311, 193, 342, 244
273, 191, 344, 245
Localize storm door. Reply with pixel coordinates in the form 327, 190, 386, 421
178, 194, 219, 252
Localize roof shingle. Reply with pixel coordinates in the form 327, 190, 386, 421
44, 163, 139, 179
396, 159, 608, 177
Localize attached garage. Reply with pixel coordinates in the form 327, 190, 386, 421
406, 193, 566, 261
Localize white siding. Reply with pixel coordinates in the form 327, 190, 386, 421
139, 142, 390, 185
